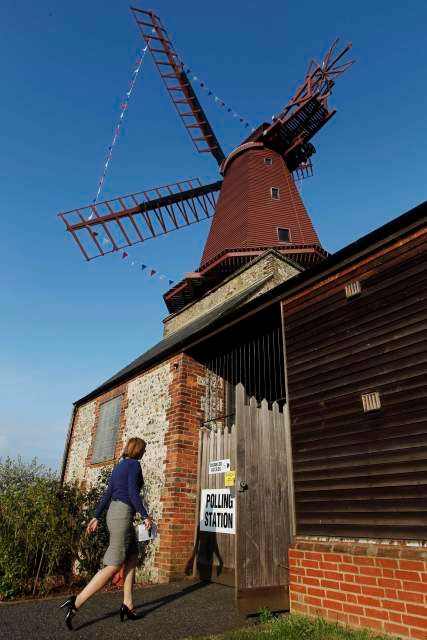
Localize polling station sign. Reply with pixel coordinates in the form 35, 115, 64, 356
200, 488, 235, 534
208, 459, 230, 474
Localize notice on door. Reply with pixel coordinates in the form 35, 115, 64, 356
208, 459, 230, 474
200, 488, 235, 534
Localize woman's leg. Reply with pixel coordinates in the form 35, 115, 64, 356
123, 552, 138, 609
75, 564, 120, 609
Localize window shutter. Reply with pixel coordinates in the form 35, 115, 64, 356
92, 396, 122, 463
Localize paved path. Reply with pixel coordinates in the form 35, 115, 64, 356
0, 580, 247, 640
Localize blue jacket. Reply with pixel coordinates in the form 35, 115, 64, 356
94, 457, 149, 519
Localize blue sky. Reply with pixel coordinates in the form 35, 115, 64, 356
0, 0, 426, 470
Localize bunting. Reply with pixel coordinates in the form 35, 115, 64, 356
89, 232, 176, 286
93, 44, 149, 204
181, 64, 254, 131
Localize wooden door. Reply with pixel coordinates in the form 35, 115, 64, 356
194, 423, 236, 586
235, 383, 291, 613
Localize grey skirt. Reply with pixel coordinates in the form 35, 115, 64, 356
103, 500, 138, 566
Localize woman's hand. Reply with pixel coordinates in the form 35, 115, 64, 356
86, 517, 98, 534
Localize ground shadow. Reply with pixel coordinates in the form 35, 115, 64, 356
73, 580, 210, 631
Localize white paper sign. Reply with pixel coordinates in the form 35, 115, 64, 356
199, 488, 235, 534
137, 522, 158, 541
208, 459, 231, 474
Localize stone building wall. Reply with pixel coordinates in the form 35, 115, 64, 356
163, 251, 300, 337
63, 357, 207, 583
123, 362, 173, 582
64, 400, 96, 483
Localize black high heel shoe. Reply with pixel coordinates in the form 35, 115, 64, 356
119, 603, 140, 622
59, 595, 78, 630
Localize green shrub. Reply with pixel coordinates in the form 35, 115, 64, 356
0, 457, 111, 600
258, 607, 274, 624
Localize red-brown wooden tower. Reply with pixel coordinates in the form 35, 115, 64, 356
58, 8, 353, 314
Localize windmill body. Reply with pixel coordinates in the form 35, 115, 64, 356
58, 7, 353, 315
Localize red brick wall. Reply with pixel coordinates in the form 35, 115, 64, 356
156, 353, 206, 581
289, 538, 427, 640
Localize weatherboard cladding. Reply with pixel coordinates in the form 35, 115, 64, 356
200, 147, 320, 267
283, 223, 427, 539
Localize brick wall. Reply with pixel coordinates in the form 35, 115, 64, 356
289, 538, 427, 639
155, 353, 206, 581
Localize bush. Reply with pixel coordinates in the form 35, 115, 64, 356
0, 457, 111, 600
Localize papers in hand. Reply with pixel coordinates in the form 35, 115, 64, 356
137, 522, 158, 542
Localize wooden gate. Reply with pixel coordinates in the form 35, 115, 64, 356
235, 383, 292, 613
194, 383, 293, 613
194, 421, 236, 586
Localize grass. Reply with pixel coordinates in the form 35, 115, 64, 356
193, 614, 395, 640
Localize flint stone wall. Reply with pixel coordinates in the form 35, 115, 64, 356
63, 362, 174, 582
163, 250, 300, 337
64, 400, 96, 483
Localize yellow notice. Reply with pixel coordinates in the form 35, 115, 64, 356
224, 470, 236, 487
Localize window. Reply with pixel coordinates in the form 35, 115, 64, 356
271, 187, 280, 199
277, 227, 290, 242
264, 157, 273, 165
92, 395, 122, 463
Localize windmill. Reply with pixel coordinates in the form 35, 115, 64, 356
58, 7, 354, 313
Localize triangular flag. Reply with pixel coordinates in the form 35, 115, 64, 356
150, 269, 156, 276
141, 264, 147, 270
92, 231, 98, 237
227, 108, 232, 112
208, 90, 213, 96
122, 251, 128, 259
168, 280, 174, 285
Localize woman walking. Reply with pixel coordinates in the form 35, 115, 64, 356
60, 437, 151, 630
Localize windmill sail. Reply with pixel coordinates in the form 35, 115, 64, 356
131, 7, 225, 165
58, 179, 222, 261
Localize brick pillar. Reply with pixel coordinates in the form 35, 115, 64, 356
156, 353, 205, 581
